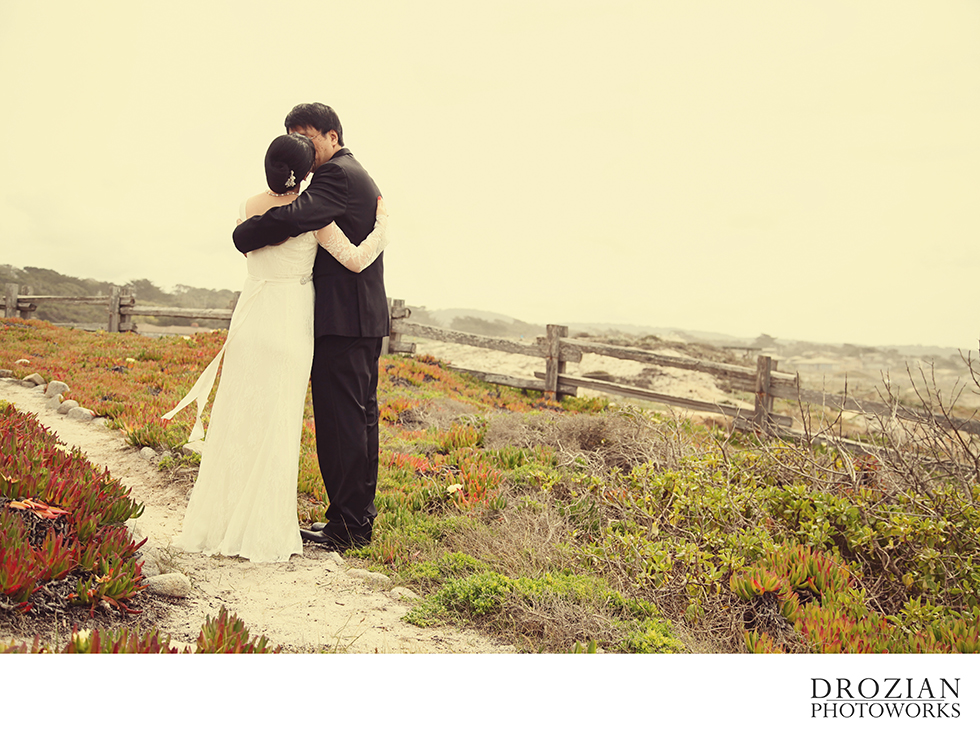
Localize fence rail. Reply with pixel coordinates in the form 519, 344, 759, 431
6, 285, 979, 439
384, 298, 980, 439
3, 283, 233, 333
384, 299, 795, 430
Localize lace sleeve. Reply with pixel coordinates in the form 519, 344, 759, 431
314, 202, 388, 273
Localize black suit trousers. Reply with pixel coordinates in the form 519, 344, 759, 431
310, 335, 383, 536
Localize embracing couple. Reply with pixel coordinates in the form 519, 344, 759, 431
163, 103, 388, 563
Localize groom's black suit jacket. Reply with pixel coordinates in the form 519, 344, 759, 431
233, 148, 389, 339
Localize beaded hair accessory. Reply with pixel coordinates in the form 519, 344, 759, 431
285, 171, 296, 188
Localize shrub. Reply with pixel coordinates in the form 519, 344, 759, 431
731, 544, 980, 653
404, 559, 684, 653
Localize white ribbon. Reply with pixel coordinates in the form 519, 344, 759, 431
161, 274, 306, 442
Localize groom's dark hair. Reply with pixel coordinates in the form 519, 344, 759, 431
285, 103, 344, 147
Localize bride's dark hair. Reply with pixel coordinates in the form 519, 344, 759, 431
264, 133, 315, 194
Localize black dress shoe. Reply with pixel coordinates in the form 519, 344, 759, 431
305, 523, 372, 547
299, 529, 347, 550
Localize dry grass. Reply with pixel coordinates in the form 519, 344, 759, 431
400, 397, 484, 432
442, 492, 578, 579
484, 406, 690, 472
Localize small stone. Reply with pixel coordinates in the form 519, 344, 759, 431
348, 568, 392, 589
31, 384, 46, 394
58, 399, 79, 414
145, 572, 192, 598
23, 373, 45, 386
0, 369, 12, 378
390, 586, 420, 601
45, 381, 70, 398
66, 407, 95, 422
45, 394, 63, 410
139, 447, 157, 461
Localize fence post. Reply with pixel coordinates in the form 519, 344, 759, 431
391, 298, 407, 353
381, 298, 394, 356
382, 298, 414, 356
4, 283, 19, 319
19, 285, 33, 319
108, 286, 121, 332
119, 286, 134, 332
544, 324, 568, 401
754, 355, 776, 435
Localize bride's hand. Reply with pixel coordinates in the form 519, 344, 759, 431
376, 196, 387, 220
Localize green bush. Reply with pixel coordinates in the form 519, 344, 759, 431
404, 561, 684, 653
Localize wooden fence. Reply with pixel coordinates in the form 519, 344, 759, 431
3, 283, 234, 333
386, 300, 795, 432
384, 299, 980, 439
6, 284, 979, 438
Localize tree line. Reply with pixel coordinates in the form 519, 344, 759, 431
1, 264, 238, 327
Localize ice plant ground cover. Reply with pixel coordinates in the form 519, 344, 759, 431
0, 402, 145, 614
0, 318, 224, 449
2, 317, 980, 653
0, 606, 277, 653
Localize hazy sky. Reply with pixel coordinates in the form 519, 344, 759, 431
1, 1, 978, 349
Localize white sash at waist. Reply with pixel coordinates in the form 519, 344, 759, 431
161, 272, 311, 442
245, 273, 313, 285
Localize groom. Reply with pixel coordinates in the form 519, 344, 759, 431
233, 103, 387, 551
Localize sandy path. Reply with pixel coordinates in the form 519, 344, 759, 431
0, 378, 512, 653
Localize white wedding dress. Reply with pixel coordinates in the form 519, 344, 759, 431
163, 201, 387, 563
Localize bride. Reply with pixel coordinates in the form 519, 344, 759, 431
163, 133, 388, 563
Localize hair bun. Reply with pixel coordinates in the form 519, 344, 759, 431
264, 134, 315, 193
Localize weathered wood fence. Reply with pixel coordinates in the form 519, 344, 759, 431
384, 299, 980, 438
3, 283, 234, 333
6, 284, 979, 438
385, 299, 795, 432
